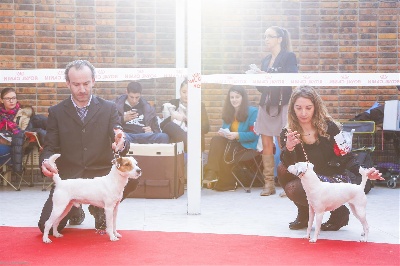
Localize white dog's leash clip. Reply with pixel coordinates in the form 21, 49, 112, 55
112, 151, 121, 169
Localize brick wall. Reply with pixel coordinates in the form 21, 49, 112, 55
0, 0, 399, 150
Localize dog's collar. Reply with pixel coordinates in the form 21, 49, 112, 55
297, 162, 309, 177
112, 151, 121, 168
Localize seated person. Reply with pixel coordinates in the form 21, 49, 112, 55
203, 85, 259, 191
26, 110, 48, 147
278, 85, 382, 231
160, 79, 210, 151
115, 81, 169, 144
0, 87, 33, 173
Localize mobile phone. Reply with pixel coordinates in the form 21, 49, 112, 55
131, 108, 137, 113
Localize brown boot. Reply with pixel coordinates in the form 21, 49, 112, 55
260, 154, 276, 196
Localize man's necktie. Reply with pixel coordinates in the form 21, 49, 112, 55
76, 106, 88, 122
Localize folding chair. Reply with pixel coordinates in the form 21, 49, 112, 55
0, 145, 13, 189
224, 142, 264, 193
23, 131, 48, 190
0, 131, 43, 191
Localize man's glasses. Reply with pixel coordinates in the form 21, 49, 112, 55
264, 34, 280, 39
2, 97, 17, 102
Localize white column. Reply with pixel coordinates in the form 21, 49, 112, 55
175, 0, 186, 97
186, 0, 202, 214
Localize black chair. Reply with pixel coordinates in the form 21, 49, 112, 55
224, 141, 264, 193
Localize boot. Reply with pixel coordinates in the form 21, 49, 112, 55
260, 154, 276, 196
88, 205, 106, 230
321, 205, 350, 231
289, 204, 309, 230
68, 205, 85, 225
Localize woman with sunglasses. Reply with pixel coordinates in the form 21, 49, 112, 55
254, 26, 298, 196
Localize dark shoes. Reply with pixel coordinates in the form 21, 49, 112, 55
203, 170, 218, 184
88, 205, 106, 230
289, 204, 309, 230
321, 214, 349, 231
321, 206, 350, 231
213, 182, 237, 192
68, 205, 85, 225
289, 218, 308, 230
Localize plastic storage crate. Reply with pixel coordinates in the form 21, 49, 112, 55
372, 130, 399, 188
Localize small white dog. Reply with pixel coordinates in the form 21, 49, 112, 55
42, 154, 141, 243
287, 162, 369, 243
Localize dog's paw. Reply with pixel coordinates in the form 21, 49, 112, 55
114, 232, 122, 238
54, 232, 63, 238
43, 237, 52, 244
309, 238, 317, 243
359, 238, 367, 242
110, 236, 120, 241
303, 234, 310, 239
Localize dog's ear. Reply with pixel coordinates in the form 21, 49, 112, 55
359, 166, 367, 176
115, 157, 124, 168
117, 157, 135, 172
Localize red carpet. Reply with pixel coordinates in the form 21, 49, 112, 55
0, 226, 398, 266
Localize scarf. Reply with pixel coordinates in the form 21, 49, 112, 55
0, 102, 21, 135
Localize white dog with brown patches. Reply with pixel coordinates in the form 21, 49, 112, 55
287, 162, 371, 243
42, 153, 141, 243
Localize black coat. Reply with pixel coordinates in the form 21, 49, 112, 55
257, 50, 298, 107
40, 96, 129, 179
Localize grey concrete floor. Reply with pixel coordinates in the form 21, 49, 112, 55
0, 182, 399, 244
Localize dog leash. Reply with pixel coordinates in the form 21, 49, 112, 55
286, 131, 310, 163
299, 141, 310, 163
112, 150, 121, 168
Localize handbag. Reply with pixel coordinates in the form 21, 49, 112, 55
223, 140, 245, 165
0, 131, 12, 145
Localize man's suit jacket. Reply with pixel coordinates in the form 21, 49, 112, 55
40, 96, 128, 179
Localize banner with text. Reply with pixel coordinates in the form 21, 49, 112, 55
0, 69, 399, 86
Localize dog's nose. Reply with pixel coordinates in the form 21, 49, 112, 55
136, 169, 141, 175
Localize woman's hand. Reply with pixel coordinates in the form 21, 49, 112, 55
171, 110, 186, 122
225, 132, 239, 141
366, 167, 384, 180
285, 128, 301, 151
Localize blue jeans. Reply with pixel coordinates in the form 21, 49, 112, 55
125, 132, 169, 144
0, 144, 11, 165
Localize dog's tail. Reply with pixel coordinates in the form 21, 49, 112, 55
53, 173, 62, 184
48, 153, 61, 184
359, 166, 368, 189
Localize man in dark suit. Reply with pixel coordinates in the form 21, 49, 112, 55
38, 59, 138, 233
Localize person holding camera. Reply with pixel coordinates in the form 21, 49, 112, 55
252, 26, 298, 196
114, 81, 169, 144
160, 79, 210, 152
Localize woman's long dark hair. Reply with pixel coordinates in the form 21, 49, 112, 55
222, 85, 249, 124
287, 85, 341, 139
269, 26, 292, 52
